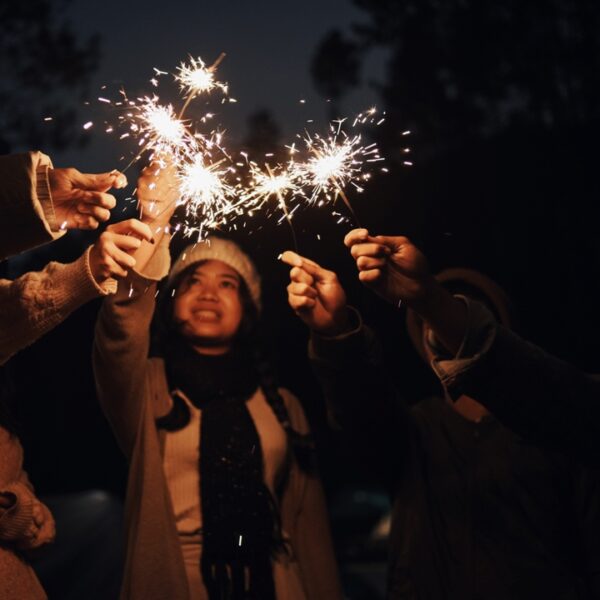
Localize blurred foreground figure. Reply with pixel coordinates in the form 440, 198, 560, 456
343, 228, 600, 466
1, 150, 142, 599
283, 239, 600, 599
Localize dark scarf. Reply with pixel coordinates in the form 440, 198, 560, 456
159, 338, 284, 599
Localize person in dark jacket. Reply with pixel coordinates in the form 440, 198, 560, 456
342, 228, 600, 466
282, 246, 600, 600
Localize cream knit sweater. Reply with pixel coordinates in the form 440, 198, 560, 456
0, 151, 116, 364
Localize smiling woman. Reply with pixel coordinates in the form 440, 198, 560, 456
172, 260, 245, 354
92, 164, 343, 600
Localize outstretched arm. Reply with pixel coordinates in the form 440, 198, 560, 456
0, 151, 126, 259
344, 228, 468, 354
93, 162, 178, 457
281, 250, 412, 481
0, 218, 150, 365
344, 228, 600, 465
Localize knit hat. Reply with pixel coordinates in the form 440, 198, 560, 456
169, 237, 262, 311
406, 267, 513, 362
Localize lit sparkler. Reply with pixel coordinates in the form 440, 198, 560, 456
133, 96, 194, 159
243, 161, 303, 248
175, 53, 228, 118
292, 111, 385, 223
178, 152, 240, 235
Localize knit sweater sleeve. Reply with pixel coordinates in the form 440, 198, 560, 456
0, 151, 65, 260
0, 470, 54, 549
0, 247, 114, 365
93, 236, 171, 458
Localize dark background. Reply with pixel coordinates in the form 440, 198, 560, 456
2, 0, 600, 597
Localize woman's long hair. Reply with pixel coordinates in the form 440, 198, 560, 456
152, 261, 316, 472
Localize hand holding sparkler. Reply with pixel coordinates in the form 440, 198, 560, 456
88, 219, 154, 282
344, 228, 467, 354
344, 229, 430, 306
281, 250, 350, 336
48, 168, 127, 230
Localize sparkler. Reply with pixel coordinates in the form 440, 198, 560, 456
136, 96, 191, 156
294, 110, 386, 225
175, 53, 228, 119
89, 54, 391, 240
244, 161, 302, 249
116, 95, 197, 174
178, 152, 240, 237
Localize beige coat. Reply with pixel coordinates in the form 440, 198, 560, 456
93, 239, 343, 600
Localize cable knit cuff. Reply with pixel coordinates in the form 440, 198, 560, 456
0, 482, 34, 540
54, 249, 117, 304
35, 163, 58, 232
82, 246, 118, 295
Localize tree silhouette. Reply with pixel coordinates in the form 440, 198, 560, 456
0, 0, 100, 152
312, 1, 600, 156
241, 109, 283, 158
310, 30, 361, 119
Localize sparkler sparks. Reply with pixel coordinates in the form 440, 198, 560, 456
136, 97, 189, 154
244, 162, 301, 209
297, 114, 385, 211
175, 54, 228, 98
89, 54, 392, 239
178, 152, 240, 232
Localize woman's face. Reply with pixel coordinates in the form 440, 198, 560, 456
173, 260, 243, 354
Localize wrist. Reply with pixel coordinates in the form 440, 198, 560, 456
312, 307, 354, 337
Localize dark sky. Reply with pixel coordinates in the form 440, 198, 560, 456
54, 0, 384, 171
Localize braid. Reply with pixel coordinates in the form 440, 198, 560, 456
251, 344, 317, 474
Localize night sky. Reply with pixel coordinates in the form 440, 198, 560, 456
53, 0, 383, 170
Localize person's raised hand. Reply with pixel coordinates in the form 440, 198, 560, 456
48, 168, 127, 231
281, 250, 349, 336
88, 219, 154, 282
344, 228, 433, 308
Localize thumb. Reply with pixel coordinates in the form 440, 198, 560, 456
72, 170, 127, 192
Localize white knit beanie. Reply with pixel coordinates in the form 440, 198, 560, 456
168, 237, 262, 311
